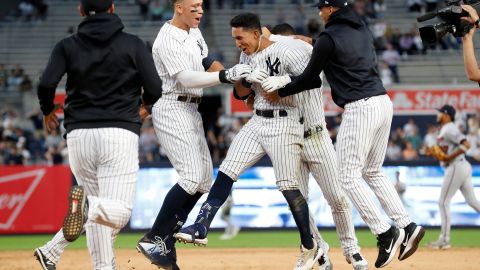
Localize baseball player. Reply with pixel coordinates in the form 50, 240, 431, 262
175, 13, 322, 270
262, 0, 424, 268
263, 23, 368, 270
135, 0, 252, 269
34, 1, 163, 269
425, 105, 480, 249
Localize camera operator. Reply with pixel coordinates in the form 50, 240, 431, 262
462, 4, 480, 82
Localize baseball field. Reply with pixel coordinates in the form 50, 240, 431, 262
1, 228, 479, 270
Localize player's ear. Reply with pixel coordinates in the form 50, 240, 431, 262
175, 2, 183, 15
78, 4, 86, 17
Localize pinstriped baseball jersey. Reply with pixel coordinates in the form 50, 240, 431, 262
152, 22, 208, 97
239, 42, 308, 110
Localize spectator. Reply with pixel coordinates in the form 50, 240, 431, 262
386, 140, 402, 161
422, 124, 438, 148
7, 68, 24, 91
403, 118, 418, 137
399, 33, 416, 56
306, 18, 320, 37
424, 0, 438, 12
0, 64, 7, 91
18, 1, 34, 21
373, 19, 387, 51
20, 75, 33, 92
380, 62, 392, 86
139, 125, 159, 162
382, 43, 401, 83
402, 141, 418, 160
406, 128, 422, 151
150, 0, 172, 21
407, 0, 423, 12
137, 0, 150, 20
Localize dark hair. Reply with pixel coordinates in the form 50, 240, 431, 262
271, 23, 296, 35
230, 13, 262, 33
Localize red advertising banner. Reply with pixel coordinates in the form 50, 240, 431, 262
0, 166, 71, 234
229, 87, 480, 116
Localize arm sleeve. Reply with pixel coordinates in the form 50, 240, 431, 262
176, 70, 221, 88
136, 40, 163, 105
37, 40, 67, 115
278, 34, 334, 97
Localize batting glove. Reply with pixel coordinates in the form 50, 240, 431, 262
225, 64, 252, 82
262, 75, 291, 92
245, 68, 269, 84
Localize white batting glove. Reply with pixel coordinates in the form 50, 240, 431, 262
261, 75, 291, 92
245, 68, 269, 84
225, 64, 252, 82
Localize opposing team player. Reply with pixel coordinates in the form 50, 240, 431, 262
263, 23, 368, 270
135, 0, 251, 269
175, 13, 322, 270
34, 0, 163, 269
262, 0, 424, 268
425, 105, 480, 249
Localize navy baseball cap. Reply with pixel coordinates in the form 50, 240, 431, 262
437, 104, 456, 121
313, 0, 348, 8
81, 0, 113, 15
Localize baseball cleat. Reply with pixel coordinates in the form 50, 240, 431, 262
174, 223, 208, 246
398, 222, 425, 260
136, 234, 176, 270
375, 226, 405, 268
293, 241, 323, 270
427, 240, 451, 250
34, 248, 56, 270
346, 253, 368, 270
318, 252, 333, 270
62, 186, 87, 242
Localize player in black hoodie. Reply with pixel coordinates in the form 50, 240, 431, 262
34, 1, 162, 269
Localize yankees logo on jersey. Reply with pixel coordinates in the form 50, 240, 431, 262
266, 56, 281, 76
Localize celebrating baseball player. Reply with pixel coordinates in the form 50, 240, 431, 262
34, 0, 163, 269
262, 0, 425, 268
261, 23, 367, 270
135, 0, 251, 269
425, 105, 480, 249
175, 13, 322, 270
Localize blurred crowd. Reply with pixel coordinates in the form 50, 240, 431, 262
13, 0, 48, 21
0, 64, 33, 92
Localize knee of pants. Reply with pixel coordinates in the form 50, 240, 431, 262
325, 194, 350, 212
93, 204, 132, 230
438, 199, 450, 210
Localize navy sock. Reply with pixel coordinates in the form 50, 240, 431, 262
149, 184, 191, 237
282, 189, 314, 249
195, 171, 234, 231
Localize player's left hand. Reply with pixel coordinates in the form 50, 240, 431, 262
262, 90, 281, 103
261, 75, 291, 92
226, 64, 253, 82
246, 68, 269, 84
139, 104, 151, 121
43, 103, 62, 133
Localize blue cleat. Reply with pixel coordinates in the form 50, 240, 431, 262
174, 223, 208, 246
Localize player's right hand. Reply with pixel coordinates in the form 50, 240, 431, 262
245, 68, 269, 84
43, 103, 62, 133
226, 64, 252, 82
139, 104, 151, 121
261, 75, 291, 92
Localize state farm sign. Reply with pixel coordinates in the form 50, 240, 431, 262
0, 166, 71, 234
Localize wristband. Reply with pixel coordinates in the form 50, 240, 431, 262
241, 78, 252, 88
219, 70, 232, 84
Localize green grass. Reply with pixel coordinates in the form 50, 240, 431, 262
1, 228, 479, 251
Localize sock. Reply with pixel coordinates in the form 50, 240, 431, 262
182, 192, 204, 215
171, 192, 203, 233
282, 189, 314, 249
195, 171, 234, 231
148, 184, 191, 237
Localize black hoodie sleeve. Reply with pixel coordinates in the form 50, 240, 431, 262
278, 34, 334, 97
136, 40, 163, 105
37, 40, 67, 115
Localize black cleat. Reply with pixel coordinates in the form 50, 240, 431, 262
34, 248, 56, 270
375, 226, 405, 268
136, 234, 176, 270
62, 186, 87, 242
399, 222, 425, 260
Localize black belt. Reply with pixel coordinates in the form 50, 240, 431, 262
304, 125, 323, 138
255, 109, 288, 118
177, 95, 201, 104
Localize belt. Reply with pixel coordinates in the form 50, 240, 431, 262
304, 125, 323, 138
177, 95, 201, 104
255, 109, 288, 118
445, 157, 466, 167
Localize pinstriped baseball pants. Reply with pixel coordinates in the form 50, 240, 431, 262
40, 128, 139, 270
299, 128, 359, 256
337, 95, 411, 235
152, 97, 213, 194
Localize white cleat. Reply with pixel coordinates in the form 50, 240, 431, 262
294, 241, 323, 270
427, 240, 451, 250
346, 253, 369, 270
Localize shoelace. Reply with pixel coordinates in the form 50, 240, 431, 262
152, 236, 171, 256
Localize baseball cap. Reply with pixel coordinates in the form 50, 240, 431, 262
313, 0, 349, 9
437, 104, 456, 121
81, 0, 113, 15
